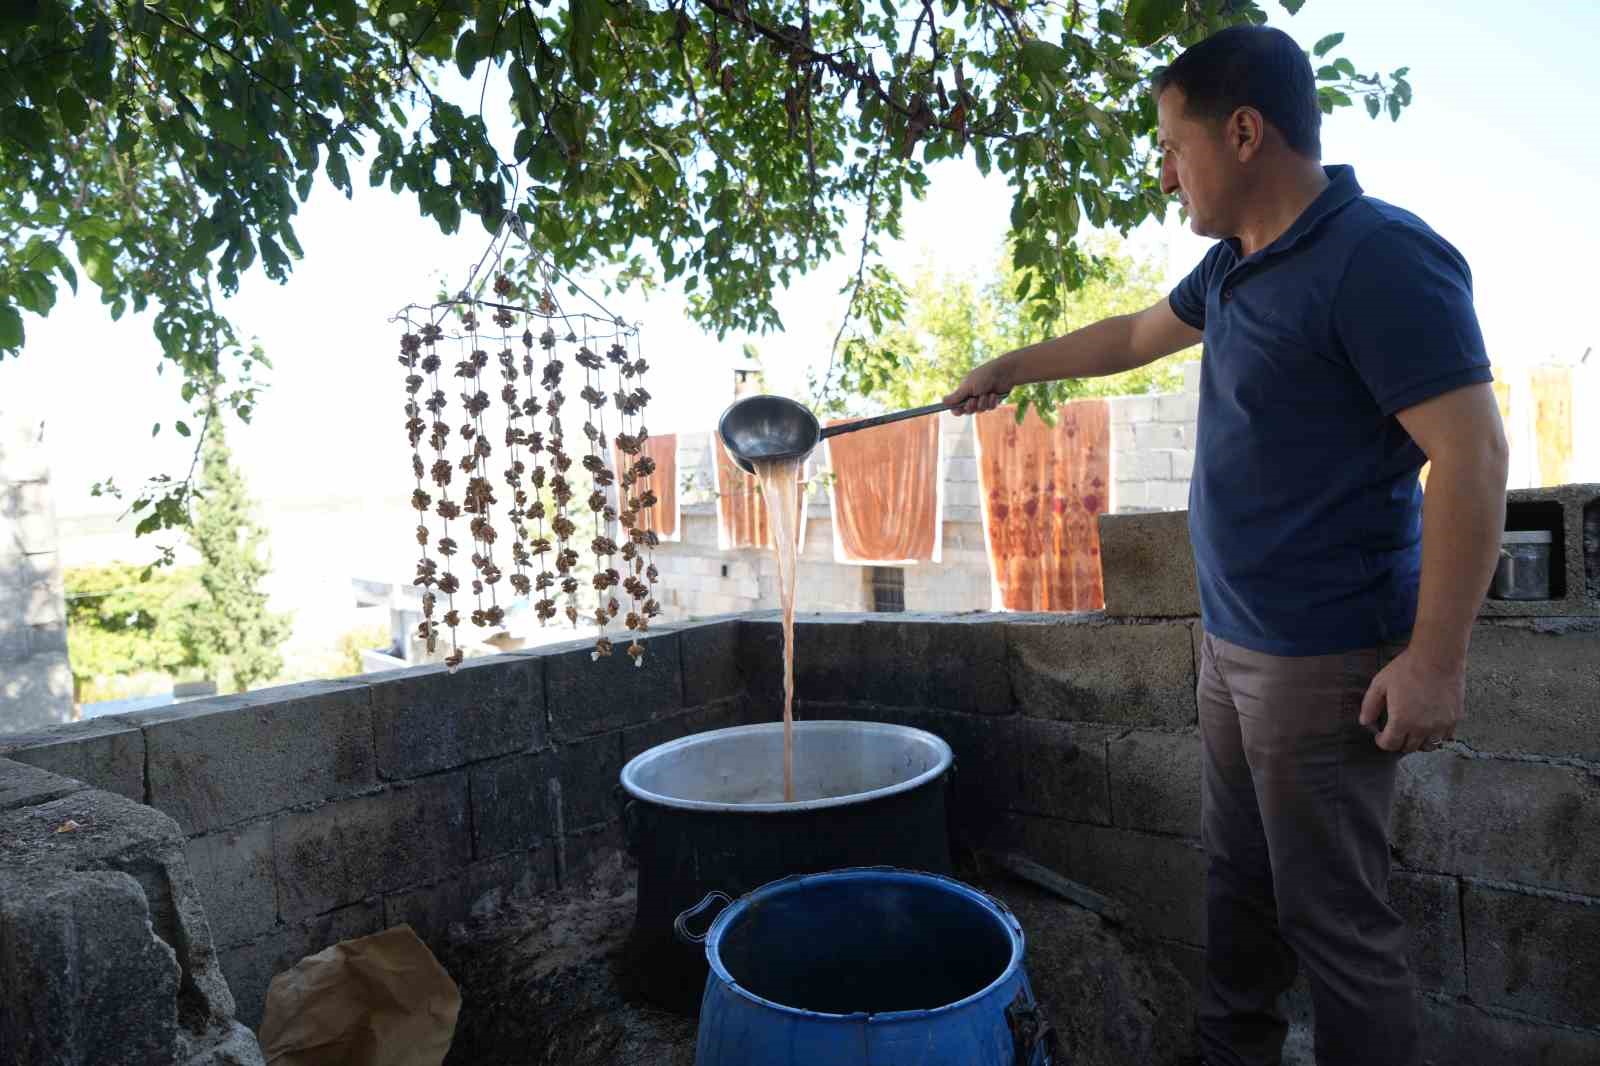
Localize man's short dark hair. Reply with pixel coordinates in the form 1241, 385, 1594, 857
1152, 25, 1321, 159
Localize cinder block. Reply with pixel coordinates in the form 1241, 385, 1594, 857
1119, 450, 1174, 481
1108, 731, 1201, 838
6, 480, 57, 554
544, 629, 683, 741
1170, 450, 1196, 480
1460, 621, 1600, 759
469, 752, 550, 859
1117, 396, 1157, 423
1417, 993, 1600, 1066
0, 719, 144, 802
1391, 871, 1465, 995
127, 680, 377, 835
1112, 480, 1149, 511
0, 649, 74, 733
1112, 423, 1136, 453
550, 731, 624, 831
741, 614, 1012, 716
383, 847, 552, 957
1098, 511, 1200, 617
1393, 754, 1600, 896
945, 457, 979, 482
1010, 615, 1197, 728
994, 813, 1207, 944
1134, 422, 1186, 451
1479, 483, 1600, 619
1463, 881, 1600, 1026
1156, 394, 1199, 425
218, 900, 383, 1030
272, 774, 471, 920
1147, 480, 1192, 513
367, 653, 544, 781
185, 820, 276, 948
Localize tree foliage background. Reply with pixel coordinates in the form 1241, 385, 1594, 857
2, 0, 1409, 531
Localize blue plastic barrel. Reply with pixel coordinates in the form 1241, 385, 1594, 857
678, 867, 1057, 1066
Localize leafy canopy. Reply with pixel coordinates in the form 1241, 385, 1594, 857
1, 0, 1409, 527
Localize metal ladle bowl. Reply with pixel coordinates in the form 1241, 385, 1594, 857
718, 395, 953, 475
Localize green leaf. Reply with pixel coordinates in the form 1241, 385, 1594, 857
57, 88, 90, 134
1280, 0, 1306, 12
1317, 65, 1340, 82
1388, 95, 1401, 121
175, 420, 191, 437
569, 0, 600, 91
0, 304, 23, 349
454, 28, 481, 79
1019, 40, 1071, 76
1313, 33, 1345, 58
1366, 95, 1380, 119
1124, 0, 1184, 47
151, 422, 161, 438
1334, 57, 1356, 77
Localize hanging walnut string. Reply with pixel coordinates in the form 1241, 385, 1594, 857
418, 318, 464, 670
394, 255, 656, 668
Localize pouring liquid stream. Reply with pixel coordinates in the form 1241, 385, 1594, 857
752, 457, 805, 803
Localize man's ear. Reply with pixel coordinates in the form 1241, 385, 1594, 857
1232, 107, 1266, 161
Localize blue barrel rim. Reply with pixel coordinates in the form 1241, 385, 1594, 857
702, 866, 1026, 1023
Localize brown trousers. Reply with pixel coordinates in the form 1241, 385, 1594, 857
1197, 630, 1417, 1066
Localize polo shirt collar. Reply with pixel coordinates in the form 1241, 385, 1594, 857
1230, 164, 1363, 263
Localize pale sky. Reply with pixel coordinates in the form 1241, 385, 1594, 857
5, 0, 1596, 535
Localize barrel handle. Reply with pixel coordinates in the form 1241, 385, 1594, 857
1006, 992, 1059, 1066
674, 891, 732, 945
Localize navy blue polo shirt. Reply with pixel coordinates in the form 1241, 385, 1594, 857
1169, 165, 1492, 656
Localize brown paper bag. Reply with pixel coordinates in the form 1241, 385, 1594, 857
257, 924, 460, 1066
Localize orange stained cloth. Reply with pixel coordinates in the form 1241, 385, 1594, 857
613, 433, 679, 541
974, 400, 1110, 612
824, 414, 942, 564
713, 436, 807, 551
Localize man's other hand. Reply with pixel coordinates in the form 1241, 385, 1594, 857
1359, 648, 1465, 754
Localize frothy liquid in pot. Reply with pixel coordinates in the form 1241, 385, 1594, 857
752, 457, 805, 803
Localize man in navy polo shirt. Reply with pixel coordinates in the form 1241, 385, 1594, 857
946, 24, 1508, 1066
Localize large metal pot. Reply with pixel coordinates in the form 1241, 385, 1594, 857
619, 721, 955, 1015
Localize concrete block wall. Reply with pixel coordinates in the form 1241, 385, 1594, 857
656, 381, 1201, 621
0, 618, 754, 1032
1, 411, 74, 732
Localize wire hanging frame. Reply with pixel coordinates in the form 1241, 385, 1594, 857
390, 248, 662, 673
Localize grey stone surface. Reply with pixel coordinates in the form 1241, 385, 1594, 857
741, 613, 1012, 715
1416, 994, 1600, 1066
1010, 615, 1197, 728
1479, 483, 1600, 618
1393, 753, 1600, 896
185, 821, 277, 949
368, 652, 545, 780
0, 649, 74, 734
0, 869, 180, 1065
1108, 730, 1202, 838
0, 717, 145, 800
179, 1021, 267, 1066
1462, 881, 1600, 1026
0, 755, 85, 811
470, 752, 551, 859
272, 774, 471, 920
384, 848, 552, 956
130, 679, 377, 835
0, 770, 248, 1063
218, 900, 384, 1030
679, 619, 741, 707
1098, 510, 1199, 618
545, 629, 683, 741
1460, 621, 1600, 759
995, 813, 1207, 944
1391, 870, 1465, 995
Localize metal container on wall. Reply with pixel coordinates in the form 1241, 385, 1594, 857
1490, 529, 1554, 600
619, 721, 954, 1015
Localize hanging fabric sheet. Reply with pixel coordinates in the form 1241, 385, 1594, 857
713, 435, 809, 552
824, 415, 943, 564
614, 432, 680, 542
974, 400, 1110, 612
